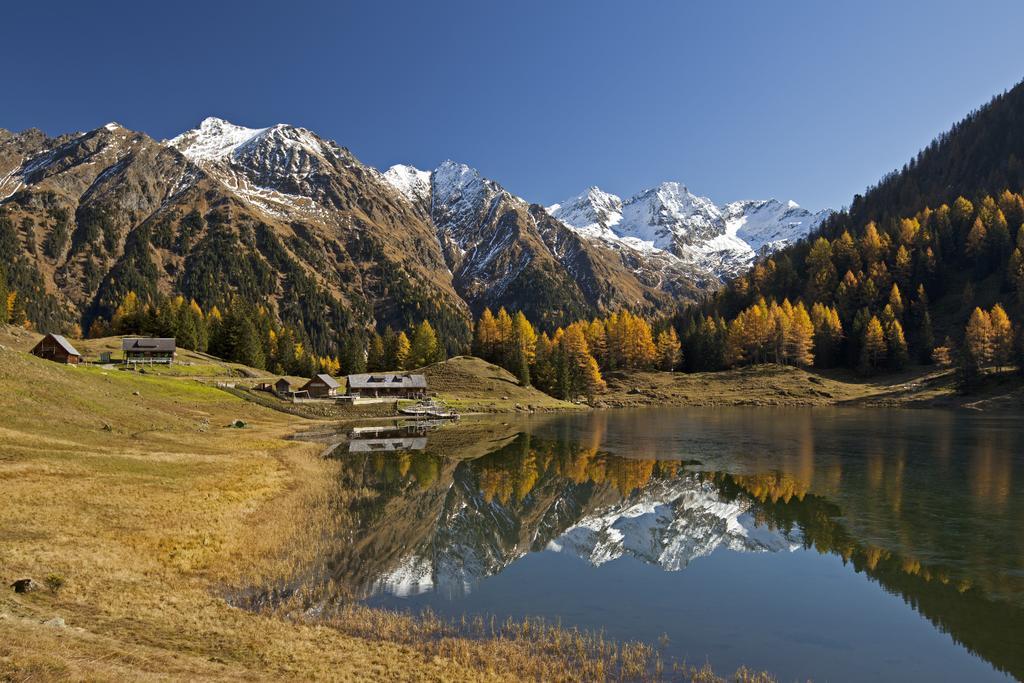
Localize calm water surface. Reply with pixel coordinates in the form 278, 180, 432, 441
300, 408, 1024, 681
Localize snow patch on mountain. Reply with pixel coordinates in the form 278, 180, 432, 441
547, 186, 624, 242
724, 199, 832, 253
552, 183, 830, 281
430, 160, 506, 247
167, 117, 269, 162
0, 167, 24, 201
618, 182, 724, 249
383, 164, 432, 205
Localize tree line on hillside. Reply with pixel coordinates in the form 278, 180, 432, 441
693, 189, 1024, 390
17, 183, 1024, 400
0, 263, 27, 328
471, 308, 681, 401
22, 270, 1024, 405
86, 291, 447, 378
0, 215, 70, 332
836, 82, 1024, 230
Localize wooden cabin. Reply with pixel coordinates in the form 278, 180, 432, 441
274, 378, 292, 396
30, 333, 82, 365
346, 373, 427, 399
300, 373, 340, 399
122, 337, 176, 364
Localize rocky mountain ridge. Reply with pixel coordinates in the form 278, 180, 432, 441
549, 183, 831, 280
0, 116, 827, 354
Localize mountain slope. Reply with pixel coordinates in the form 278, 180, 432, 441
1, 114, 826, 355
0, 119, 473, 353
383, 160, 705, 325
837, 81, 1024, 230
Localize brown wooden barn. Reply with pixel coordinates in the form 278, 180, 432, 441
30, 333, 82, 365
299, 374, 340, 398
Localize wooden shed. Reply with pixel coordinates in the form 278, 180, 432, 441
274, 378, 292, 396
300, 374, 340, 399
30, 333, 82, 365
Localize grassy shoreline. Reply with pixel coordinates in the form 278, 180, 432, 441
3, 327, 1016, 679
598, 363, 1023, 412
0, 335, 774, 681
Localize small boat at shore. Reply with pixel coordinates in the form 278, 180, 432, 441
399, 399, 460, 419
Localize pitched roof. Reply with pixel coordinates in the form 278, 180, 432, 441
122, 337, 176, 352
347, 373, 427, 389
44, 333, 81, 357
307, 373, 340, 388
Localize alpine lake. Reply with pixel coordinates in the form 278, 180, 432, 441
264, 407, 1024, 682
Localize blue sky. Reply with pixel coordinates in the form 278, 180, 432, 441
2, 0, 1023, 210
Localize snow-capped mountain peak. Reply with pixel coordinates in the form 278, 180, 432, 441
382, 163, 432, 204
428, 160, 508, 247
166, 115, 830, 294
723, 198, 832, 254
431, 159, 490, 199
553, 181, 830, 281
229, 123, 331, 176
167, 116, 269, 162
618, 181, 724, 248
548, 186, 624, 241
164, 117, 350, 219
167, 117, 332, 169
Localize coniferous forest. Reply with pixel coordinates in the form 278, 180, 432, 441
684, 83, 1024, 389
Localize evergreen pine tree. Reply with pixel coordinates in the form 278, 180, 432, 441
787, 303, 815, 367
989, 304, 1014, 370
223, 306, 265, 369
367, 332, 385, 371
409, 321, 443, 368
860, 316, 887, 374
394, 331, 411, 370
531, 332, 555, 395
885, 318, 909, 369
917, 310, 935, 364
655, 327, 682, 371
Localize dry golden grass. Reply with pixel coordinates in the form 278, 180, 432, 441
0, 342, 772, 681
600, 363, 1023, 412
0, 344, 505, 681
421, 356, 582, 413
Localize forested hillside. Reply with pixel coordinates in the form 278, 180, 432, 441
839, 84, 1024, 229
675, 79, 1024, 386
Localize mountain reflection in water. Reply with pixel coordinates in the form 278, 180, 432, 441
287, 409, 1024, 681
